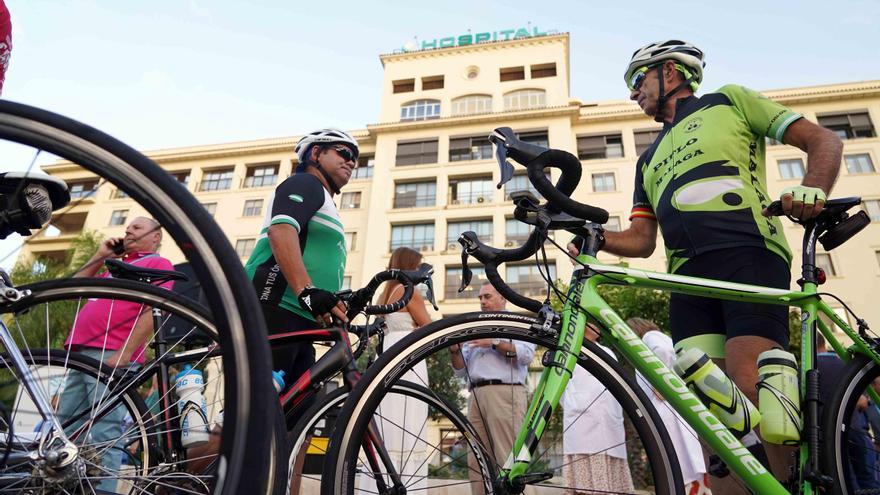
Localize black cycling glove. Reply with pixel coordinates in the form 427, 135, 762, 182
297, 287, 340, 319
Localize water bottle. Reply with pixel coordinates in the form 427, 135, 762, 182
757, 349, 801, 444
174, 365, 210, 447
272, 370, 286, 393
674, 348, 761, 438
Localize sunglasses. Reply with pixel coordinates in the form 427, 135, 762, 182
627, 63, 661, 92
330, 145, 357, 163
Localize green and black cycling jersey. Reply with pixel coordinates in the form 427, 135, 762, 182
245, 173, 347, 321
632, 84, 801, 273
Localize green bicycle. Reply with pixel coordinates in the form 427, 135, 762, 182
321, 127, 875, 495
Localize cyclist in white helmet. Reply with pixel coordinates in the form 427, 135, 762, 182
245, 128, 358, 424
573, 40, 843, 491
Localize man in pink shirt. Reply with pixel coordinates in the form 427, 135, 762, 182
59, 216, 173, 489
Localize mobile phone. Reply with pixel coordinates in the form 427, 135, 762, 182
111, 239, 125, 255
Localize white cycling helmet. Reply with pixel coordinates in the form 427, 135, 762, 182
294, 128, 359, 165
624, 39, 706, 89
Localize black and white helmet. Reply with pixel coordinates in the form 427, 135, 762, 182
624, 40, 706, 88
294, 128, 359, 164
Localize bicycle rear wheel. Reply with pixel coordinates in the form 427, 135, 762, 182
322, 313, 683, 495
822, 353, 880, 495
0, 100, 281, 493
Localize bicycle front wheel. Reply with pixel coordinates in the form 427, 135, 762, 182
322, 312, 683, 495
0, 100, 281, 494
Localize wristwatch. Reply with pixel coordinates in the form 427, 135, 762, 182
491, 338, 501, 350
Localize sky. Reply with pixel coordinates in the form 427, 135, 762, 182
1, 0, 878, 267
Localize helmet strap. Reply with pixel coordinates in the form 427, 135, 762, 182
655, 64, 696, 122
309, 146, 342, 195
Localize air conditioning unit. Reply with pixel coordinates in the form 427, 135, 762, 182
419, 244, 432, 252
476, 196, 485, 203
504, 241, 515, 247
447, 243, 460, 251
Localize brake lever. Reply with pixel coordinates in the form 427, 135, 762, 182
422, 277, 439, 311
458, 249, 473, 293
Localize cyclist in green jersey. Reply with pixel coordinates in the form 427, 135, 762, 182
571, 40, 842, 488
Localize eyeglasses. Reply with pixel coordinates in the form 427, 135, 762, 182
330, 145, 357, 163
627, 63, 659, 92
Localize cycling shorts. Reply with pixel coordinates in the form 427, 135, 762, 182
670, 247, 791, 359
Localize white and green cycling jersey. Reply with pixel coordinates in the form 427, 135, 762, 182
631, 84, 801, 273
245, 174, 347, 321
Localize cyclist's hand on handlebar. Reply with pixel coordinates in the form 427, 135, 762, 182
762, 185, 826, 221
298, 287, 349, 326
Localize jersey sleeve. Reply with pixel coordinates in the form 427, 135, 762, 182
269, 175, 325, 233
630, 159, 656, 221
720, 84, 802, 143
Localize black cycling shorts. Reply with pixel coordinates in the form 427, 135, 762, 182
261, 303, 317, 429
669, 247, 791, 358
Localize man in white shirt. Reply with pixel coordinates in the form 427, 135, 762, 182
449, 282, 536, 495
628, 317, 712, 494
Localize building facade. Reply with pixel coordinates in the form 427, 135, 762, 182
28, 33, 880, 338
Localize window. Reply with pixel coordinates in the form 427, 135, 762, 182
845, 154, 875, 174
778, 158, 806, 179
200, 168, 234, 191
201, 203, 217, 216
449, 135, 493, 161
447, 220, 492, 250
400, 99, 441, 121
242, 199, 263, 217
451, 94, 492, 116
393, 78, 415, 93
504, 173, 547, 201
171, 171, 190, 186
244, 164, 278, 188
112, 188, 129, 199
235, 238, 256, 258
863, 200, 880, 221
530, 63, 557, 78
634, 129, 662, 156
394, 181, 436, 208
109, 210, 128, 226
69, 181, 98, 199
390, 223, 434, 252
606, 216, 622, 232
344, 232, 357, 251
817, 111, 876, 139
876, 250, 880, 270
815, 253, 836, 276
505, 218, 533, 246
592, 172, 616, 192
449, 177, 493, 205
577, 133, 624, 160
396, 139, 438, 166
341, 276, 352, 291
499, 66, 525, 81
339, 192, 361, 209
503, 89, 546, 111
445, 266, 487, 299
353, 155, 375, 179
421, 75, 444, 90
519, 130, 548, 148
506, 263, 556, 296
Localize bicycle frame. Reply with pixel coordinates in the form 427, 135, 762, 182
503, 256, 879, 495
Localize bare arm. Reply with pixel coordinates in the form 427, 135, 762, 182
74, 237, 123, 278
406, 290, 432, 328
598, 217, 658, 258
267, 224, 346, 323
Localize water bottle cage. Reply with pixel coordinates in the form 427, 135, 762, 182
180, 400, 208, 424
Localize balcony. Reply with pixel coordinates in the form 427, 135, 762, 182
389, 240, 434, 252
449, 192, 492, 206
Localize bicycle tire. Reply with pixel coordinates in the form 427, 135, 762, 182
322, 312, 683, 495
822, 353, 880, 495
0, 349, 154, 492
287, 380, 487, 494
0, 278, 286, 491
0, 100, 281, 494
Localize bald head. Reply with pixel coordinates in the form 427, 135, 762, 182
124, 217, 162, 253
478, 282, 506, 312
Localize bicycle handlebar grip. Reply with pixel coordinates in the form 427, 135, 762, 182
526, 150, 609, 224
484, 263, 542, 313
364, 269, 414, 315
